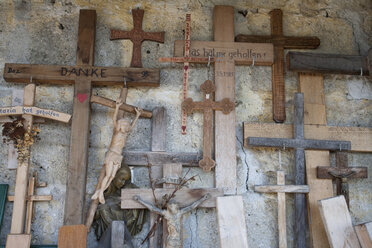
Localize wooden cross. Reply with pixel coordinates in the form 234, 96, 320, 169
7, 172, 52, 248
110, 9, 165, 68
317, 152, 368, 207
182, 80, 234, 171
3, 9, 161, 225
254, 171, 309, 248
287, 49, 372, 75
247, 92, 351, 248
173, 5, 274, 194
236, 9, 320, 123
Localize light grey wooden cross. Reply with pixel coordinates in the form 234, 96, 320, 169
247, 92, 351, 248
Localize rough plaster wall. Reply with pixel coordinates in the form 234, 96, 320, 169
0, 0, 371, 247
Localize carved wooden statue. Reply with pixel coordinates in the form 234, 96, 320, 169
133, 193, 211, 248
92, 99, 142, 204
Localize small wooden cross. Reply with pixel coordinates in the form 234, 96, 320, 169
236, 9, 320, 123
255, 171, 309, 248
317, 152, 368, 207
247, 93, 351, 248
182, 80, 234, 171
110, 9, 165, 68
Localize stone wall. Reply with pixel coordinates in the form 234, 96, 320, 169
0, 0, 371, 247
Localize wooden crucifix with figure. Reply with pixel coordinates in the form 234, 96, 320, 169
3, 9, 161, 228
317, 152, 368, 207
182, 80, 234, 171
236, 9, 320, 123
110, 9, 165, 68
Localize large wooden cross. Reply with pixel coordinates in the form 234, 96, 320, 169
236, 9, 320, 123
247, 93, 351, 248
3, 9, 161, 225
173, 5, 274, 194
110, 9, 165, 68
254, 170, 309, 248
317, 151, 368, 207
182, 80, 235, 171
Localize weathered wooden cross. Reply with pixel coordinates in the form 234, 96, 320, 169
110, 9, 165, 68
247, 93, 351, 248
3, 9, 161, 226
317, 151, 368, 207
236, 9, 320, 123
254, 170, 309, 248
172, 5, 274, 194
182, 80, 235, 171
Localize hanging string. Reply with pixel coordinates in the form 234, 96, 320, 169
207, 55, 211, 81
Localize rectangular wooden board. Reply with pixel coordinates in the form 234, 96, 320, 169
5, 234, 31, 248
173, 40, 273, 65
0, 106, 71, 123
216, 196, 249, 248
58, 225, 87, 248
121, 188, 224, 209
355, 222, 372, 248
318, 196, 360, 248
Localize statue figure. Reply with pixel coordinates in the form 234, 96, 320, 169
92, 99, 142, 204
93, 163, 146, 240
133, 193, 211, 248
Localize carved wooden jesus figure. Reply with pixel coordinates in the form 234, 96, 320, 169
133, 193, 211, 248
92, 99, 142, 204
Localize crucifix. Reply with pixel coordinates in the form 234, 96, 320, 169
317, 151, 368, 207
3, 9, 161, 226
110, 9, 165, 68
173, 5, 274, 194
236, 9, 320, 123
182, 80, 235, 171
247, 92, 351, 248
255, 171, 309, 248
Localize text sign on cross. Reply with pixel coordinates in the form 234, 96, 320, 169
110, 9, 165, 68
182, 80, 234, 171
247, 93, 351, 248
236, 9, 320, 123
317, 152, 368, 206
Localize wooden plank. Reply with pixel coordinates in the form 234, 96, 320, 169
286, 52, 370, 75
355, 223, 372, 248
173, 40, 274, 65
317, 166, 368, 179
318, 196, 361, 248
244, 123, 372, 152
58, 225, 87, 248
64, 9, 95, 226
216, 195, 249, 248
122, 151, 200, 166
90, 94, 152, 118
5, 234, 31, 248
235, 35, 320, 49
213, 5, 237, 195
151, 107, 166, 151
121, 188, 224, 209
8, 195, 52, 202
25, 176, 35, 235
254, 185, 309, 193
277, 171, 286, 248
0, 185, 8, 230
4, 64, 160, 87
0, 106, 71, 123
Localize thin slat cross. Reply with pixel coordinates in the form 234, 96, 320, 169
110, 9, 165, 68
255, 171, 309, 248
236, 9, 320, 122
317, 152, 368, 207
182, 80, 234, 171
247, 93, 351, 248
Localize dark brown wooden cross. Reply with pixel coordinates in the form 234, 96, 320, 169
236, 9, 320, 123
317, 152, 368, 207
287, 49, 372, 75
182, 80, 234, 172
247, 93, 351, 248
110, 9, 165, 68
3, 10, 160, 226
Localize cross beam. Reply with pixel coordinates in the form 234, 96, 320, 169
236, 9, 320, 123
110, 9, 165, 68
255, 171, 309, 248
317, 152, 368, 207
182, 80, 234, 171
247, 93, 351, 248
